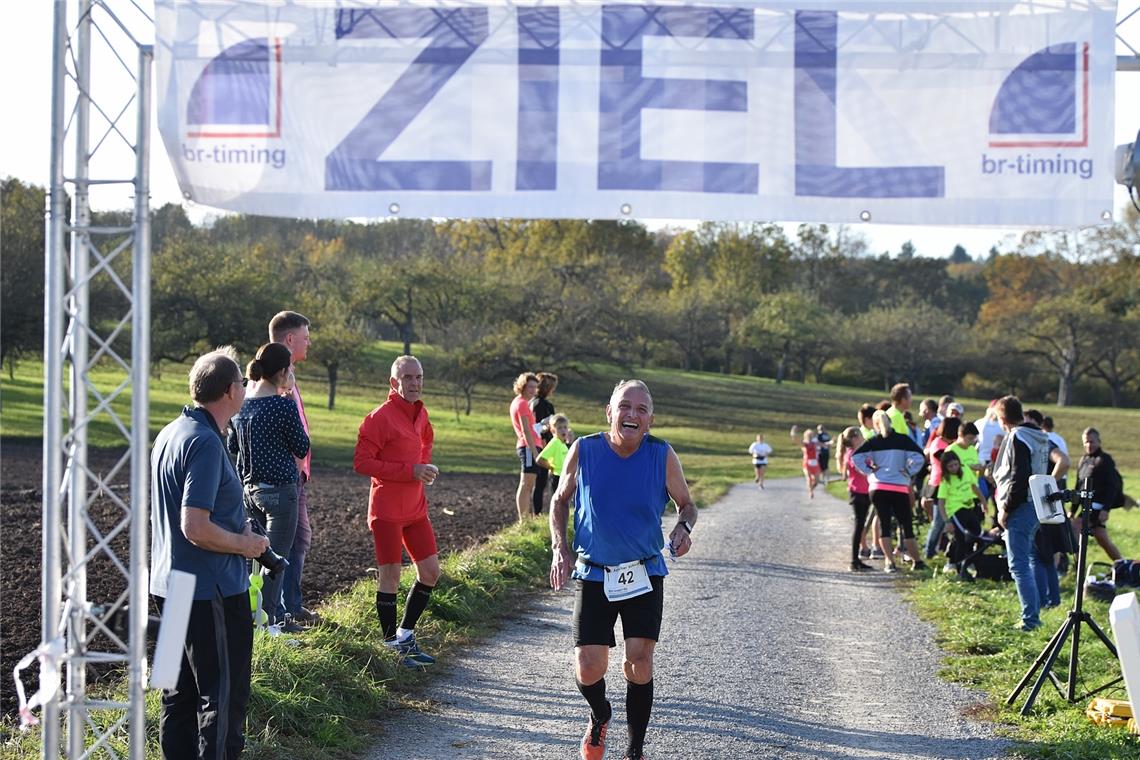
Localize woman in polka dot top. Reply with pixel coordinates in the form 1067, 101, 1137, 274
227, 341, 310, 626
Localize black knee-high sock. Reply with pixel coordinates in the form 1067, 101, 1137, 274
399, 581, 434, 632
576, 677, 611, 723
625, 679, 654, 758
376, 591, 397, 640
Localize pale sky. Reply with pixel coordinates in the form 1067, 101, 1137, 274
2, 1, 1137, 260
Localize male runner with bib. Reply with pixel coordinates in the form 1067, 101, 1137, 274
549, 380, 697, 760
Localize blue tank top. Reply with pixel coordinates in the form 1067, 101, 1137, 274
572, 433, 670, 582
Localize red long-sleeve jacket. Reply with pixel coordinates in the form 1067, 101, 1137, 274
353, 390, 434, 525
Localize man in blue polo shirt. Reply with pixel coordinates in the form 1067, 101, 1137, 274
151, 347, 270, 759
549, 380, 697, 760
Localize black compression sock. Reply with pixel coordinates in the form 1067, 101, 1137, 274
576, 677, 611, 723
399, 581, 435, 632
625, 678, 654, 758
376, 591, 397, 640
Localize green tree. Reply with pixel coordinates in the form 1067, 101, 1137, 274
949, 244, 971, 264
1, 178, 47, 374
150, 233, 289, 364
846, 302, 962, 392
737, 292, 830, 383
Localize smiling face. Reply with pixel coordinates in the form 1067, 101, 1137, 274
606, 384, 653, 446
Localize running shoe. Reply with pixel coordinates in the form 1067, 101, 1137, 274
912, 561, 928, 571
858, 547, 871, 559
279, 614, 304, 634
884, 563, 899, 574
580, 709, 610, 760
385, 633, 436, 666
869, 548, 885, 560
849, 560, 872, 572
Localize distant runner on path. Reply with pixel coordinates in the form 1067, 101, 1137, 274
549, 379, 698, 760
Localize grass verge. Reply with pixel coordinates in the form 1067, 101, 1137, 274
909, 565, 1139, 759
1, 518, 552, 759
828, 476, 1140, 758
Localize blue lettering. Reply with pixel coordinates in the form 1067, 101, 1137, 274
326, 8, 491, 191
794, 11, 944, 198
517, 8, 560, 190
598, 5, 758, 194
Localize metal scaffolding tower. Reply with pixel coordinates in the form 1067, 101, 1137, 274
42, 0, 151, 757
31, 1, 1140, 758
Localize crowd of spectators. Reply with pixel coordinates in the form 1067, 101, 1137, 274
784, 383, 1129, 632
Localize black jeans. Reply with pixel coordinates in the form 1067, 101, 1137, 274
850, 491, 870, 561
532, 466, 549, 514
156, 591, 253, 759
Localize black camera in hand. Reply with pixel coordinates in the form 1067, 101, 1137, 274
248, 518, 290, 579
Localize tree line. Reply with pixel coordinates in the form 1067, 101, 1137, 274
3, 176, 1138, 409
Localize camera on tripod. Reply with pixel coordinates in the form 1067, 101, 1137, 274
1028, 474, 1094, 524
248, 518, 289, 579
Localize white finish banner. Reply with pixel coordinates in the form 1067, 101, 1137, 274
155, 1, 1118, 225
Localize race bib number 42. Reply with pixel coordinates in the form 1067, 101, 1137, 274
603, 560, 652, 602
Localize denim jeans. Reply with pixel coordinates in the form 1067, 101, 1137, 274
1004, 502, 1042, 629
244, 482, 299, 624
281, 479, 310, 618
1034, 554, 1061, 608
924, 505, 946, 559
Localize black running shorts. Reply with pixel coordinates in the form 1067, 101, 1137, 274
572, 575, 664, 647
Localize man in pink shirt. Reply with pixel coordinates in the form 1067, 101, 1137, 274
269, 311, 316, 629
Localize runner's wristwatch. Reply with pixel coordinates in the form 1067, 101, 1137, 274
678, 520, 692, 534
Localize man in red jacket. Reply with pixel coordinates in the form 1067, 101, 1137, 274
353, 355, 440, 667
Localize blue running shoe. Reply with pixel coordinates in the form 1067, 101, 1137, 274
386, 633, 436, 666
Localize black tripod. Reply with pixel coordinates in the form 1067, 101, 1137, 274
1006, 483, 1123, 715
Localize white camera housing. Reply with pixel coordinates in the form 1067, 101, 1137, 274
1029, 474, 1066, 524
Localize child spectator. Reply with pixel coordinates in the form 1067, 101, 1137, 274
838, 427, 872, 572
537, 414, 574, 508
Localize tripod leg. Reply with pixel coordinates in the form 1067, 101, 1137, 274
1066, 612, 1083, 703
1019, 617, 1076, 715
1006, 616, 1070, 707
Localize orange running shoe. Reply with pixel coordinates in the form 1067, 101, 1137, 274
579, 712, 609, 760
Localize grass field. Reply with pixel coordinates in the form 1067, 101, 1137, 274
4, 343, 1139, 503
3, 348, 1140, 757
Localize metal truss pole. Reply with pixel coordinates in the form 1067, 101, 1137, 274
43, 1, 152, 757
67, 5, 92, 757
129, 43, 154, 756
43, 1, 68, 751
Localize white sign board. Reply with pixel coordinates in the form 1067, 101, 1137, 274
155, 0, 1118, 225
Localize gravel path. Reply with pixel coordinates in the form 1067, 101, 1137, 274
366, 478, 1009, 759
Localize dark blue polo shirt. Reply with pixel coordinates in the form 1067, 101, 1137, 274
150, 405, 248, 600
